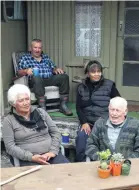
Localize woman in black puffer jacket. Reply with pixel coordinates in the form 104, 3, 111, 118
76, 60, 120, 162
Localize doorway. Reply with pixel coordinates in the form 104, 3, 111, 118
116, 1, 139, 101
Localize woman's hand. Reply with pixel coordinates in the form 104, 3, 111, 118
32, 154, 50, 165
42, 152, 56, 161
81, 123, 91, 135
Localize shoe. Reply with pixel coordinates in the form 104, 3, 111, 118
38, 96, 47, 111
59, 95, 73, 116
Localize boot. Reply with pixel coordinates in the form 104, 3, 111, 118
59, 95, 73, 116
38, 96, 47, 111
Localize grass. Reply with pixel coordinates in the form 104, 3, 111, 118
49, 102, 139, 119
128, 112, 139, 119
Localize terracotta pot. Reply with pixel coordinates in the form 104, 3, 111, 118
110, 161, 114, 173
111, 162, 122, 176
98, 165, 112, 179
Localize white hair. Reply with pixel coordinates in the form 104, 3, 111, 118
8, 84, 31, 105
109, 97, 128, 110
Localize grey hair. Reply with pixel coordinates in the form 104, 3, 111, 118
8, 84, 31, 105
109, 97, 128, 110
31, 39, 42, 46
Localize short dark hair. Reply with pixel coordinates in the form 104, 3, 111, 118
84, 60, 102, 74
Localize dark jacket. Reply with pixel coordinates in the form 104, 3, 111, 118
76, 77, 120, 126
85, 117, 139, 160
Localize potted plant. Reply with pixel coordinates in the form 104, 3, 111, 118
97, 149, 111, 163
110, 153, 124, 176
121, 159, 131, 176
97, 149, 112, 179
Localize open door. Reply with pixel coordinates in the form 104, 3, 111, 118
116, 1, 139, 101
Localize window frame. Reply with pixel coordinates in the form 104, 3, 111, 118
74, 1, 103, 58
71, 1, 105, 61
70, 1, 111, 69
1, 1, 7, 22
2, 1, 26, 21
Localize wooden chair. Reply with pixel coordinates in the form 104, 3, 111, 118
12, 52, 60, 111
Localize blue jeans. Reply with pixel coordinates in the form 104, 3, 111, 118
10, 152, 69, 167
76, 129, 89, 162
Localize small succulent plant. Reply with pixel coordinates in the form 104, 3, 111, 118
122, 163, 129, 169
111, 153, 124, 164
100, 162, 108, 170
97, 149, 111, 162
122, 163, 131, 175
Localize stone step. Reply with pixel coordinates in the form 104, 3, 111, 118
1, 116, 79, 143
52, 117, 79, 140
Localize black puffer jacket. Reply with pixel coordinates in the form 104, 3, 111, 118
76, 77, 120, 126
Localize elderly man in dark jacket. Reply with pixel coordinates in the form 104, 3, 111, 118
76, 60, 120, 162
86, 97, 139, 160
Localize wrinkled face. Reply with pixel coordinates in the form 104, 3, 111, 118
30, 41, 42, 58
109, 104, 127, 125
13, 93, 31, 114
88, 68, 102, 81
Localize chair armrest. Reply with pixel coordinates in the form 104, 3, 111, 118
13, 76, 28, 86
12, 76, 25, 81
60, 145, 65, 156
86, 156, 91, 162
13, 157, 20, 167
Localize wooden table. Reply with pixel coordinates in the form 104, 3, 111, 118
1, 159, 139, 190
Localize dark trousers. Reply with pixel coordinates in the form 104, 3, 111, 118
28, 74, 69, 99
75, 129, 89, 162
76, 123, 94, 162
10, 152, 69, 167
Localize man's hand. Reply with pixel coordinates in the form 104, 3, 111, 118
26, 68, 33, 75
32, 154, 50, 165
41, 152, 56, 161
81, 123, 91, 135
53, 68, 64, 74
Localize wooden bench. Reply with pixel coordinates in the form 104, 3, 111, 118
1, 158, 139, 189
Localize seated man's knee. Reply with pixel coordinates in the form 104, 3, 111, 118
32, 76, 43, 84
59, 73, 69, 80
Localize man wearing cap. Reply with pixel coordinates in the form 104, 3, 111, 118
76, 60, 120, 162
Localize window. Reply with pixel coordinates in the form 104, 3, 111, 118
75, 1, 102, 57
5, 1, 26, 20
122, 2, 139, 87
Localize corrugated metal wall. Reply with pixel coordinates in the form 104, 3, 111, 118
27, 1, 78, 101
26, 2, 118, 102
27, 1, 73, 69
